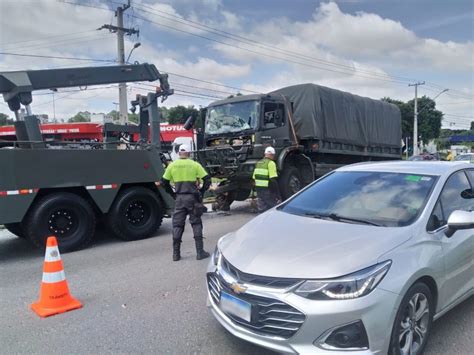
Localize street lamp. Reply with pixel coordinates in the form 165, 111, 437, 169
126, 42, 141, 64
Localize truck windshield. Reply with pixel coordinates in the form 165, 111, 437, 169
205, 100, 259, 135
280, 171, 437, 227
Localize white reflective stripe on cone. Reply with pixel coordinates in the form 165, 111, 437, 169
42, 270, 66, 283
44, 246, 61, 262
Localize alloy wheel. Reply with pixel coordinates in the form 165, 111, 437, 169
398, 292, 430, 355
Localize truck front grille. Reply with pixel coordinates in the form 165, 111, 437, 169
207, 272, 305, 339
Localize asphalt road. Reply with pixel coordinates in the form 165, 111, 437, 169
0, 203, 472, 354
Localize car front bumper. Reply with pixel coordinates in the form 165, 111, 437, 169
206, 265, 400, 354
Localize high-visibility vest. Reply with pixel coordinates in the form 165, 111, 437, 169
253, 158, 277, 188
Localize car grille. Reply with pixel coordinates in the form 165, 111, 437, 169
220, 257, 300, 289
207, 271, 305, 339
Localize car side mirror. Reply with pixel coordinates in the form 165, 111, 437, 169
445, 210, 474, 237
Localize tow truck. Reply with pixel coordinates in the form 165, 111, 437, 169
0, 64, 175, 252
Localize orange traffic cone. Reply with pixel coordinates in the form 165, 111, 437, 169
31, 236, 82, 317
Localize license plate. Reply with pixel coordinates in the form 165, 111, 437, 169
220, 292, 252, 322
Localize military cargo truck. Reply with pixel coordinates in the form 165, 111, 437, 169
195, 83, 402, 210
0, 64, 175, 252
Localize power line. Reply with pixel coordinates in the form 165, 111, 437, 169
171, 82, 236, 96
438, 101, 474, 105
132, 3, 417, 83
165, 72, 261, 94
444, 113, 474, 119
58, 0, 112, 12
131, 85, 220, 101
60, 0, 473, 100
4, 33, 112, 53
0, 30, 97, 47
133, 82, 226, 100
0, 52, 116, 63
130, 13, 408, 85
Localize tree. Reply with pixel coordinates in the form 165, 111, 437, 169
107, 110, 119, 122
0, 113, 14, 126
128, 113, 139, 124
68, 112, 90, 123
382, 96, 443, 142
167, 105, 199, 124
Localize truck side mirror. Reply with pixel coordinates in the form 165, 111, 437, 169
184, 115, 196, 130
445, 210, 474, 237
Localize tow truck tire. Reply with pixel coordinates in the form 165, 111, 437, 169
4, 223, 26, 239
24, 192, 96, 253
279, 166, 303, 200
106, 186, 163, 241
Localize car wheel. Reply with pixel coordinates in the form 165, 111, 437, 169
24, 192, 96, 253
106, 186, 163, 241
389, 282, 434, 355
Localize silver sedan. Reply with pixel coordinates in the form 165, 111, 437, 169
206, 161, 474, 354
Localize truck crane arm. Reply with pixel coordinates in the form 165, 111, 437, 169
0, 63, 172, 111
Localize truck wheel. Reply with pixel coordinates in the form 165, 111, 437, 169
214, 193, 233, 211
4, 223, 26, 239
107, 186, 163, 241
279, 166, 303, 200
24, 192, 96, 253
233, 188, 251, 201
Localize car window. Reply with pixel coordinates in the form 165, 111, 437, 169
427, 201, 444, 231
465, 170, 474, 185
428, 170, 474, 231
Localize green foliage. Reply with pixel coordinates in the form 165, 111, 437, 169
382, 96, 443, 141
68, 112, 90, 123
167, 105, 199, 124
0, 113, 14, 126
159, 107, 169, 121
107, 110, 119, 122
128, 113, 139, 124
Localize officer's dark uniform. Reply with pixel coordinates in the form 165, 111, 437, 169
253, 157, 281, 212
162, 157, 211, 261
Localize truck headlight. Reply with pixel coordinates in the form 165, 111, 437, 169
295, 261, 391, 300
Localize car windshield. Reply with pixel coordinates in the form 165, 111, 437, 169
205, 100, 260, 135
280, 171, 437, 227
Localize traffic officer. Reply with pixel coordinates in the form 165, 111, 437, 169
161, 144, 211, 261
253, 146, 282, 212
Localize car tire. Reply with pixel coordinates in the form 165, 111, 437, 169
388, 282, 434, 355
106, 186, 163, 241
4, 223, 26, 238
24, 192, 96, 253
279, 166, 303, 200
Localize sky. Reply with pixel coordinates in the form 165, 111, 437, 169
0, 0, 473, 129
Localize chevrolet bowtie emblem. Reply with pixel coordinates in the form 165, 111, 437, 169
230, 282, 247, 294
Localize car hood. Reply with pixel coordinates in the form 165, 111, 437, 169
219, 210, 412, 279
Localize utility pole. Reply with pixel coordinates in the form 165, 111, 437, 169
98, 0, 139, 125
408, 81, 425, 156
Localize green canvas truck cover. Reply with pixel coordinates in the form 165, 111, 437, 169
271, 83, 401, 148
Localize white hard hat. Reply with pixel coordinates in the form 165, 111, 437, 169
265, 146, 276, 155
179, 144, 191, 153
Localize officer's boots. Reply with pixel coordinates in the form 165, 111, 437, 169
173, 240, 181, 261
195, 237, 210, 260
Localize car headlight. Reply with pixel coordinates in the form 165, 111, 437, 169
213, 245, 222, 266
295, 260, 391, 300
